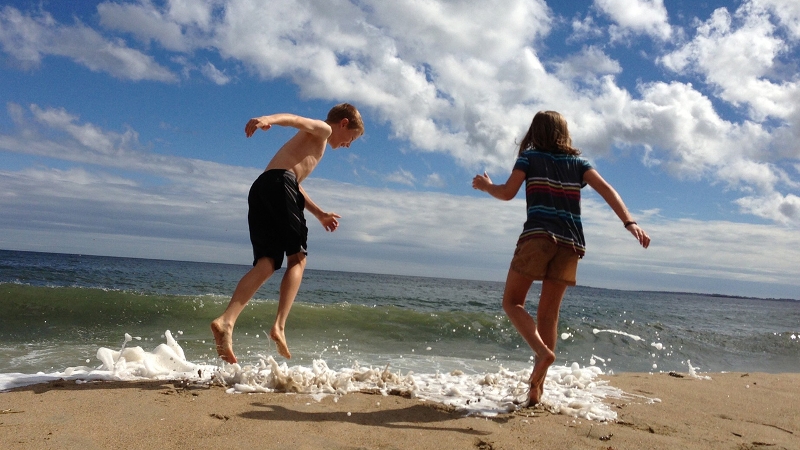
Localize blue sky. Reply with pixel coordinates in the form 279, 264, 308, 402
1, 0, 799, 299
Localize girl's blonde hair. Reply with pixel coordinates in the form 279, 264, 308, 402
518, 111, 581, 156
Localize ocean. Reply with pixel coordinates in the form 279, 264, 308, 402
1, 249, 798, 418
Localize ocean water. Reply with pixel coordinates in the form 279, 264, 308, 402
1, 249, 798, 418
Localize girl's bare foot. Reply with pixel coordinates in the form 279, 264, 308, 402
527, 368, 541, 405
528, 352, 555, 405
270, 326, 292, 359
211, 320, 237, 363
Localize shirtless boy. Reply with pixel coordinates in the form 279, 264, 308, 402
211, 103, 364, 363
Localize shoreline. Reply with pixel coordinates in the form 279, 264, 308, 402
1, 371, 797, 449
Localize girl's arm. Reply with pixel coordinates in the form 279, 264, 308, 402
472, 170, 526, 201
583, 169, 650, 248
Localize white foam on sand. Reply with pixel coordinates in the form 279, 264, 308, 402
0, 331, 623, 421
0, 331, 218, 392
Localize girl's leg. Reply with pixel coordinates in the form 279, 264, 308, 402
537, 280, 568, 353
531, 279, 568, 401
211, 257, 276, 363
502, 269, 554, 404
270, 251, 306, 359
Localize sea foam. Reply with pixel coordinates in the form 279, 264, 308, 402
0, 331, 624, 421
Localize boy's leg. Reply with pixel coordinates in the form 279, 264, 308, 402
269, 251, 307, 359
211, 257, 275, 363
502, 269, 555, 404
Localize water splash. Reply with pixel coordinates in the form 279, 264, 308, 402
0, 331, 623, 421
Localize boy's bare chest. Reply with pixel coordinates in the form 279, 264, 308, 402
291, 152, 325, 182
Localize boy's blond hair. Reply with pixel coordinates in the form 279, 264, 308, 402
518, 110, 581, 156
326, 103, 364, 134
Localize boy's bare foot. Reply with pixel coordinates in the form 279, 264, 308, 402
211, 320, 237, 363
270, 326, 292, 359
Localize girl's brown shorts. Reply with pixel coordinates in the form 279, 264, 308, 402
509, 237, 580, 286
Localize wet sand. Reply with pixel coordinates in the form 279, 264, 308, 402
1, 372, 798, 449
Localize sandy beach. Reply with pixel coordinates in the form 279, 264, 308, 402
1, 371, 798, 450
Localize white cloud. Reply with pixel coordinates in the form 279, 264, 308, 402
385, 168, 416, 187
424, 173, 445, 188
0, 103, 252, 196
756, 0, 800, 38
630, 82, 769, 183
97, 0, 220, 49
593, 0, 672, 40
651, 0, 800, 221
735, 192, 800, 223
554, 46, 622, 82
659, 3, 799, 122
363, 1, 552, 63
1, 0, 799, 232
165, 0, 217, 29
571, 15, 604, 42
619, 82, 799, 217
207, 0, 556, 171
97, 1, 189, 51
200, 61, 230, 84
578, 196, 800, 288
0, 5, 177, 81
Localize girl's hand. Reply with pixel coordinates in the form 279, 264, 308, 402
472, 172, 492, 191
626, 223, 651, 248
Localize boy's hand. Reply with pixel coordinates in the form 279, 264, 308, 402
245, 117, 272, 137
318, 212, 342, 232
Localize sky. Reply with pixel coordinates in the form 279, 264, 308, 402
0, 0, 798, 299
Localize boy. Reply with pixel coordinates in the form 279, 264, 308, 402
211, 103, 364, 363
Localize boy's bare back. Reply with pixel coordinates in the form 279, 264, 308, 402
246, 115, 332, 183
245, 112, 361, 182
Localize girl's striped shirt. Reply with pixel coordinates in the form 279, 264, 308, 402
513, 149, 593, 257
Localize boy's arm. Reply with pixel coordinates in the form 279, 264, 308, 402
299, 185, 341, 232
472, 170, 526, 201
245, 114, 332, 139
583, 169, 650, 248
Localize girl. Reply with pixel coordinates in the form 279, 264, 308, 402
472, 111, 650, 405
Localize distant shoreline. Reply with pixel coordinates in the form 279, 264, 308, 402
2, 248, 796, 301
